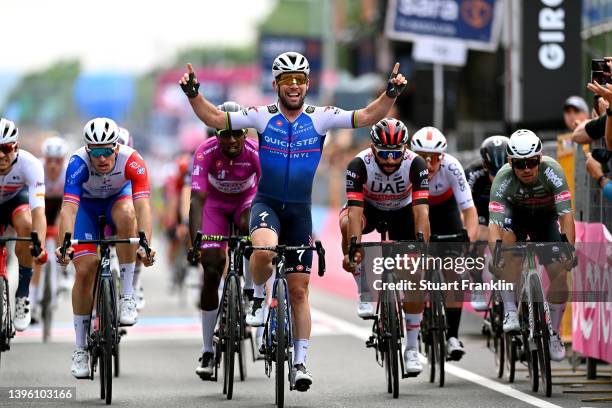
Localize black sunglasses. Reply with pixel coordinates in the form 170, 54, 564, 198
217, 129, 246, 138
511, 157, 540, 170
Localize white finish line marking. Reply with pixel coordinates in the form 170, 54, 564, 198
312, 308, 564, 408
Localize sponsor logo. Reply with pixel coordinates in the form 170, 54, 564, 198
296, 265, 304, 272
346, 180, 354, 188
196, 152, 204, 161
192, 165, 201, 176
554, 190, 571, 202
275, 120, 283, 127
136, 168, 145, 175
419, 169, 428, 178
305, 106, 315, 114
448, 162, 467, 191
267, 104, 278, 114
346, 170, 357, 179
420, 179, 429, 187
489, 201, 505, 213
129, 162, 140, 169
413, 190, 429, 199
260, 222, 267, 227
544, 167, 563, 188
259, 211, 269, 222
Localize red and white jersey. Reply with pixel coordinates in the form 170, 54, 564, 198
428, 153, 474, 210
63, 145, 150, 204
0, 150, 45, 209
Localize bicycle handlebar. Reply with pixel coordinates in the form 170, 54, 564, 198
59, 231, 152, 262
492, 233, 576, 269
348, 233, 426, 264
0, 232, 42, 257
245, 241, 327, 277
430, 229, 469, 243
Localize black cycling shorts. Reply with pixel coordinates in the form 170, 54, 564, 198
45, 197, 63, 226
339, 201, 416, 241
249, 196, 312, 274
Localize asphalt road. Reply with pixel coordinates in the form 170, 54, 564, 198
0, 239, 605, 408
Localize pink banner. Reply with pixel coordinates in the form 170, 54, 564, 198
572, 222, 612, 364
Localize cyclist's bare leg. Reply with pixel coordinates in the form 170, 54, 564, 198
238, 209, 253, 294
12, 210, 35, 301
497, 230, 523, 312
544, 262, 568, 333
72, 254, 98, 348
249, 228, 276, 285
199, 247, 224, 353
288, 272, 310, 366
111, 199, 137, 297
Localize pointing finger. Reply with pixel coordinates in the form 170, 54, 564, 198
187, 63, 194, 74
391, 62, 400, 75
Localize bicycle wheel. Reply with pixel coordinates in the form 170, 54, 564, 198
532, 285, 552, 397
520, 301, 539, 392
238, 295, 247, 381
0, 278, 7, 369
41, 262, 53, 343
100, 279, 114, 405
225, 276, 238, 400
505, 334, 517, 383
113, 341, 120, 378
491, 300, 505, 379
385, 291, 400, 398
381, 299, 392, 394
433, 291, 446, 387
423, 304, 435, 383
275, 279, 287, 408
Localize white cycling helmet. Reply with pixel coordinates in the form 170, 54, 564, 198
272, 52, 310, 79
42, 136, 68, 158
0, 118, 18, 144
83, 117, 120, 145
507, 129, 542, 159
410, 126, 447, 153
117, 127, 133, 147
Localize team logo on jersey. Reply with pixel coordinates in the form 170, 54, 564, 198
275, 120, 283, 127
259, 211, 269, 221
305, 106, 315, 114
554, 190, 571, 202
267, 104, 278, 114
215, 160, 223, 168
137, 168, 145, 175
544, 167, 563, 188
130, 162, 140, 169
489, 201, 505, 213
196, 152, 204, 161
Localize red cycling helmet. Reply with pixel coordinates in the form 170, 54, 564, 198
370, 118, 409, 149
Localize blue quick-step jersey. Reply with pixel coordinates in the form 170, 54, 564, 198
227, 103, 357, 204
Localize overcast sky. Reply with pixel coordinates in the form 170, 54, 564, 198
3, 0, 275, 73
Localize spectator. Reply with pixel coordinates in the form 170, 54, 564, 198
586, 81, 612, 149
563, 96, 589, 131
585, 152, 612, 200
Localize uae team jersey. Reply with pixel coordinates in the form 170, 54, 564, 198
191, 137, 260, 200
63, 145, 150, 204
0, 150, 45, 209
226, 103, 357, 204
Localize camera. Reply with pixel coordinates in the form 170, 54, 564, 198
591, 58, 612, 85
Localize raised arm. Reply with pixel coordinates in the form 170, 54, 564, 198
354, 63, 407, 128
179, 63, 228, 130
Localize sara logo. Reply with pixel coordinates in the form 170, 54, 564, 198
489, 201, 504, 213
461, 0, 492, 29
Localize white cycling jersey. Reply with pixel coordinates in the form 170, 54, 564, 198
0, 149, 45, 209
428, 153, 474, 210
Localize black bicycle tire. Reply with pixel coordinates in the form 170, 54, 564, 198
114, 341, 120, 378
42, 261, 53, 343
381, 299, 392, 394
506, 334, 516, 383
0, 278, 6, 369
101, 279, 113, 405
531, 280, 552, 397
434, 291, 446, 387
238, 280, 247, 380
492, 300, 504, 379
225, 276, 238, 400
521, 300, 539, 392
386, 291, 400, 398
424, 304, 435, 383
275, 279, 287, 408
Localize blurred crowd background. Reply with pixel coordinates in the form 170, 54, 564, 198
1, 0, 611, 214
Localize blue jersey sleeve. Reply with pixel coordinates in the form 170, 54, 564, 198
603, 180, 612, 201
63, 155, 89, 204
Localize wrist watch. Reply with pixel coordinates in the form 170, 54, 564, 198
598, 175, 607, 186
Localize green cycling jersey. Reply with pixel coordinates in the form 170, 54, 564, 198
488, 156, 572, 227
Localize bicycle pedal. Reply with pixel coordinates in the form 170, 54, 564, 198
361, 315, 376, 320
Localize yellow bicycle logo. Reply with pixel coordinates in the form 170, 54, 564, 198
461, 0, 492, 30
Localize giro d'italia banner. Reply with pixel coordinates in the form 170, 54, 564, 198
384, 0, 502, 51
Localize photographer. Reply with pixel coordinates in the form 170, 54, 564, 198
573, 57, 612, 146
563, 96, 589, 131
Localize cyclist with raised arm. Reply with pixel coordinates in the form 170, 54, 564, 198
488, 129, 575, 362
31, 136, 69, 323
339, 118, 429, 374
55, 118, 156, 378
180, 52, 407, 389
0, 118, 48, 331
410, 127, 479, 361
464, 135, 509, 311
187, 101, 261, 380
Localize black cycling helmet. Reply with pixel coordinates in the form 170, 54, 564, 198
480, 135, 510, 176
216, 101, 246, 133
370, 118, 409, 149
